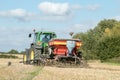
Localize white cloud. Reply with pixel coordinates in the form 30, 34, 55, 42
65, 21, 98, 34
9, 9, 26, 17
0, 3, 101, 22
71, 5, 82, 10
38, 2, 70, 16
36, 14, 72, 22
68, 24, 88, 33
86, 4, 100, 11
0, 9, 35, 21
112, 16, 120, 21
0, 8, 71, 22
70, 4, 100, 11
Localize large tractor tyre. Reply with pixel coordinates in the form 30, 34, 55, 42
24, 49, 30, 64
34, 49, 47, 66
34, 49, 42, 59
23, 54, 27, 64
30, 48, 35, 64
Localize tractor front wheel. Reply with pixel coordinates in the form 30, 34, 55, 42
23, 53, 27, 64
30, 48, 35, 64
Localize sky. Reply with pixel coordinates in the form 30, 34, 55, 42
0, 0, 120, 52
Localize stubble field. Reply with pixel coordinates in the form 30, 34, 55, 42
0, 54, 120, 80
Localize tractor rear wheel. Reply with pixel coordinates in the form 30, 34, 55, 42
33, 48, 45, 65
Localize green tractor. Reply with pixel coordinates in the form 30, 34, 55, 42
23, 30, 57, 64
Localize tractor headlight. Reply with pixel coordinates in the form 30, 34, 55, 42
76, 42, 82, 46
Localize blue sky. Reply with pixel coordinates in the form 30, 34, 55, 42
0, 0, 120, 52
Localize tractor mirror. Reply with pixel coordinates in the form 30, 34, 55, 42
29, 34, 32, 38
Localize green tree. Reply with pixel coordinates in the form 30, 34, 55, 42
97, 35, 120, 61
96, 21, 120, 61
20, 51, 25, 54
73, 19, 120, 61
8, 49, 19, 54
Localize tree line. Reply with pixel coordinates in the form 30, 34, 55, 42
0, 49, 25, 58
73, 19, 120, 62
0, 49, 25, 54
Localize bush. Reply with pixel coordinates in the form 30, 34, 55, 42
105, 57, 120, 63
0, 54, 18, 59
97, 35, 120, 62
8, 49, 19, 54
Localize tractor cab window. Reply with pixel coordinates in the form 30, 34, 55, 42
40, 34, 51, 43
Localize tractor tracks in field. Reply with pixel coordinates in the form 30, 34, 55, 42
45, 64, 120, 71
87, 66, 120, 71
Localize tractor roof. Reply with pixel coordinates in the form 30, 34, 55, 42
36, 31, 56, 34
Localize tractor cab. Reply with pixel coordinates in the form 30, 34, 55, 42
40, 33, 53, 43
29, 31, 57, 48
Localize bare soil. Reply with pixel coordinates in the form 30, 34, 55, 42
0, 54, 120, 80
